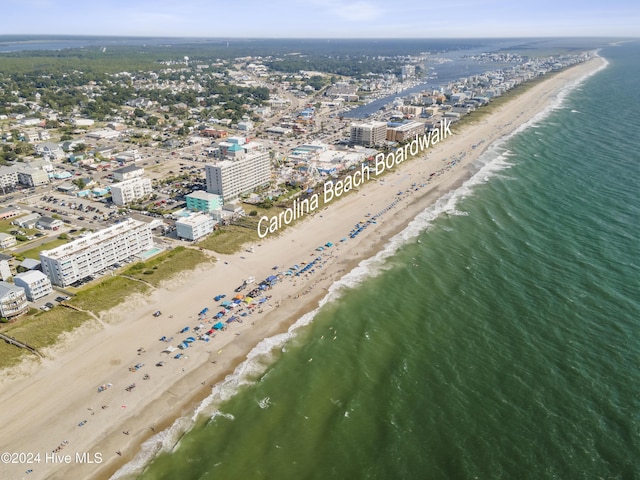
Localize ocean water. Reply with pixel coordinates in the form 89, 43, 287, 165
120, 42, 639, 480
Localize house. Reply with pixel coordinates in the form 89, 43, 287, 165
0, 254, 12, 281
0, 281, 29, 318
0, 233, 17, 250
13, 213, 40, 229
36, 216, 63, 231
14, 270, 52, 301
19, 258, 41, 272
34, 142, 65, 160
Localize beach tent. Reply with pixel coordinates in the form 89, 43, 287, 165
162, 346, 177, 353
213, 322, 225, 330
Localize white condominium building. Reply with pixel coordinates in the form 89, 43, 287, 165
110, 177, 153, 206
0, 281, 28, 318
40, 218, 154, 287
205, 150, 271, 202
175, 213, 216, 241
350, 121, 387, 147
14, 270, 52, 301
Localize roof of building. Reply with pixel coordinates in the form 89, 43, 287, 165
176, 213, 214, 227
0, 281, 24, 297
14, 269, 48, 283
20, 258, 41, 270
37, 216, 61, 226
186, 190, 220, 201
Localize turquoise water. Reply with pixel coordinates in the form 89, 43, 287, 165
120, 43, 640, 480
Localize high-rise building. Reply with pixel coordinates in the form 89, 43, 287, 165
349, 121, 387, 147
205, 150, 271, 202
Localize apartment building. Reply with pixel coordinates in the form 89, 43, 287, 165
386, 121, 425, 142
349, 121, 387, 147
0, 233, 17, 250
40, 218, 154, 287
0, 281, 28, 318
185, 191, 223, 213
205, 150, 271, 202
110, 177, 153, 206
175, 213, 216, 241
0, 166, 18, 191
14, 270, 52, 301
112, 165, 144, 182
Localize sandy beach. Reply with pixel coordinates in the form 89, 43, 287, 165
0, 56, 605, 480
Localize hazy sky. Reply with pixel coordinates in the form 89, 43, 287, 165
4, 0, 639, 38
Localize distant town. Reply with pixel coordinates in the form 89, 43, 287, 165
0, 41, 591, 318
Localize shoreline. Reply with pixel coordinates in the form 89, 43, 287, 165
0, 56, 606, 480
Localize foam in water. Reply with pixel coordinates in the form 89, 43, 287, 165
111, 53, 610, 480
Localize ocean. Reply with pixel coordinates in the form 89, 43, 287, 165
118, 42, 639, 480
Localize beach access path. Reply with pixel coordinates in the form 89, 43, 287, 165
0, 56, 605, 480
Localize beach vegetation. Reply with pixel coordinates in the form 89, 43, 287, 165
0, 308, 93, 369
69, 275, 149, 312
121, 246, 212, 287
198, 224, 261, 254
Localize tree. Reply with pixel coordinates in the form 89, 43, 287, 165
72, 143, 87, 154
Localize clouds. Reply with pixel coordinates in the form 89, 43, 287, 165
3, 0, 637, 37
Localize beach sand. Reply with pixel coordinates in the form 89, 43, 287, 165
0, 56, 605, 480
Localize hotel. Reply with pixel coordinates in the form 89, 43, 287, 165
40, 218, 154, 287
205, 150, 271, 202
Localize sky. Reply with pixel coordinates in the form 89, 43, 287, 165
3, 0, 639, 38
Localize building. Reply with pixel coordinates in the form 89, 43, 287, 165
112, 165, 144, 182
110, 177, 153, 206
0, 166, 19, 192
14, 270, 52, 301
0, 206, 21, 221
0, 281, 28, 318
205, 150, 271, 202
36, 216, 63, 231
175, 213, 216, 241
0, 254, 12, 281
34, 142, 65, 160
185, 191, 223, 213
13, 213, 40, 229
350, 121, 387, 147
0, 233, 17, 250
386, 121, 426, 143
40, 218, 154, 287
16, 165, 50, 187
